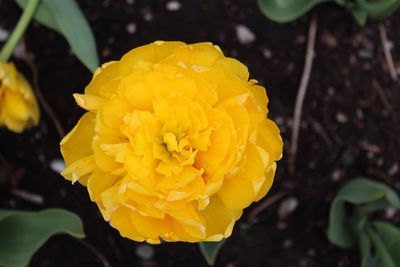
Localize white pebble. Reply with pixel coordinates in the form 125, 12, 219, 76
235, 24, 256, 45
135, 244, 154, 260
166, 0, 181, 11
126, 22, 137, 34
261, 47, 272, 59
50, 159, 65, 173
0, 27, 9, 42
336, 112, 348, 123
278, 197, 299, 219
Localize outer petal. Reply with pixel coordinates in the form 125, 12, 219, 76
60, 112, 95, 165
217, 144, 269, 210
201, 195, 242, 241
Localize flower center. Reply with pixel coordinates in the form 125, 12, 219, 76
163, 132, 193, 160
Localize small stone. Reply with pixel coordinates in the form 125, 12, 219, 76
261, 47, 272, 59
0, 27, 9, 42
276, 221, 287, 230
166, 0, 181, 11
320, 32, 337, 48
331, 169, 342, 182
388, 163, 399, 176
275, 116, 284, 126
356, 108, 363, 119
385, 207, 397, 219
358, 49, 373, 59
135, 244, 155, 260
235, 24, 256, 45
126, 22, 137, 34
335, 112, 348, 123
278, 197, 298, 219
282, 239, 292, 249
50, 159, 65, 173
126, 0, 135, 5
307, 248, 316, 256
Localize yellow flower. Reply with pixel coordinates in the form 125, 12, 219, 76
60, 41, 283, 243
0, 62, 40, 133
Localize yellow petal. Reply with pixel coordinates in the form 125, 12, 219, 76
60, 112, 95, 165
217, 144, 269, 210
201, 195, 242, 240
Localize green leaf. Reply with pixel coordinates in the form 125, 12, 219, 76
335, 178, 400, 207
15, 0, 99, 72
15, 0, 60, 32
359, 232, 377, 267
367, 226, 397, 267
258, 0, 328, 23
356, 0, 400, 20
351, 8, 368, 25
327, 178, 400, 248
328, 197, 356, 248
373, 222, 400, 265
0, 208, 84, 267
199, 240, 225, 266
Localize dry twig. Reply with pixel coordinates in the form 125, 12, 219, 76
248, 192, 286, 222
24, 55, 65, 138
79, 239, 112, 267
378, 23, 398, 81
372, 79, 392, 111
289, 14, 318, 174
10, 188, 44, 204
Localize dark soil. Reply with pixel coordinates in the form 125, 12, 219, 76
1, 0, 400, 266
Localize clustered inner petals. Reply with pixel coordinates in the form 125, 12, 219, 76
60, 41, 283, 243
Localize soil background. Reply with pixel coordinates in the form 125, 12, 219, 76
1, 0, 400, 266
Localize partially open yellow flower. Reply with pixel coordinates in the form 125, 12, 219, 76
60, 41, 283, 243
0, 62, 40, 133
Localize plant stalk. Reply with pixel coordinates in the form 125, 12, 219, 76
0, 0, 40, 62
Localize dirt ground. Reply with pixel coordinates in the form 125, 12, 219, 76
0, 0, 399, 266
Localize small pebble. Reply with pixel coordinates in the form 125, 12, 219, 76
235, 24, 256, 45
0, 27, 9, 42
320, 32, 337, 48
331, 169, 342, 182
50, 159, 65, 173
126, 0, 135, 5
282, 239, 292, 249
135, 244, 155, 260
358, 49, 373, 59
166, 0, 181, 11
261, 47, 272, 59
335, 112, 348, 123
126, 22, 137, 34
388, 163, 399, 176
385, 207, 397, 219
278, 197, 298, 219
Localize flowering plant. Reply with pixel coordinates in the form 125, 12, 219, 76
60, 41, 283, 243
0, 62, 39, 133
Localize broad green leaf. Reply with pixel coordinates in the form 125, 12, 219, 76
356, 0, 400, 19
0, 208, 84, 267
257, 0, 327, 23
359, 232, 377, 267
335, 178, 400, 207
15, 0, 99, 72
199, 240, 225, 266
327, 178, 400, 248
15, 0, 60, 32
351, 8, 368, 25
367, 226, 397, 267
373, 222, 400, 265
328, 197, 356, 248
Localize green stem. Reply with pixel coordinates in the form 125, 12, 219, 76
0, 0, 40, 62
